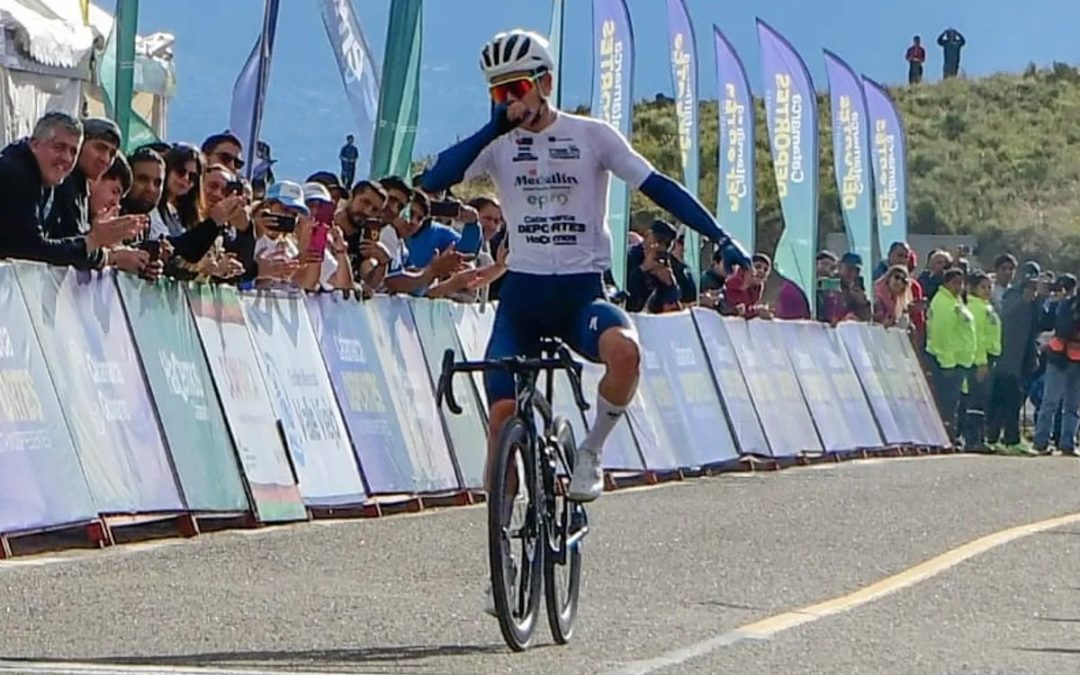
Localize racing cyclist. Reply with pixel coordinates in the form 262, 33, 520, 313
420, 29, 752, 504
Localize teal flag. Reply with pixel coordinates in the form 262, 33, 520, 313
98, 0, 159, 152
666, 0, 701, 283
590, 0, 635, 290
548, 0, 565, 108
824, 50, 874, 292
371, 0, 423, 179
756, 19, 819, 311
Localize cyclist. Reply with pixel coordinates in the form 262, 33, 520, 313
420, 29, 751, 504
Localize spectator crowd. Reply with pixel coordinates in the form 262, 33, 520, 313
1, 109, 1075, 458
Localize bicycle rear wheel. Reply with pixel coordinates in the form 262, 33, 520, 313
544, 417, 584, 644
488, 416, 544, 651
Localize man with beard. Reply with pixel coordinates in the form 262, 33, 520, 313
122, 148, 239, 277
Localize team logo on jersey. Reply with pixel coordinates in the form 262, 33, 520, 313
512, 136, 537, 163
549, 144, 581, 161
514, 170, 579, 189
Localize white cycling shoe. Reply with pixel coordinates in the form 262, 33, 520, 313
567, 446, 604, 503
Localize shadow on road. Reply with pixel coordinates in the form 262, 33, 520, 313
6, 644, 511, 670
1035, 617, 1080, 624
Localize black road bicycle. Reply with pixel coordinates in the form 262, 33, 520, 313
436, 339, 591, 651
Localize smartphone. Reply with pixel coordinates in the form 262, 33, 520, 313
429, 200, 462, 219
458, 223, 482, 255
362, 219, 384, 243
266, 213, 297, 233
225, 179, 245, 196
307, 223, 330, 262
311, 201, 336, 225
138, 239, 161, 261
818, 277, 841, 291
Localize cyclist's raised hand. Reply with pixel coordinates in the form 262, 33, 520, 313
718, 237, 753, 274
491, 102, 528, 136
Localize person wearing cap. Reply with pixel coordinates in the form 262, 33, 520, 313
0, 112, 142, 270
306, 171, 348, 203
926, 267, 976, 444
1032, 275, 1080, 455
45, 116, 151, 273
720, 253, 774, 319
297, 181, 353, 291
625, 219, 680, 313
822, 252, 871, 324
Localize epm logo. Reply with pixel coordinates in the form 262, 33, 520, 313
512, 136, 538, 163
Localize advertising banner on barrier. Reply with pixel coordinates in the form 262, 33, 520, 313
634, 313, 739, 467
408, 298, 488, 488
307, 294, 421, 494
782, 322, 882, 452
187, 284, 306, 523
117, 276, 249, 513
862, 324, 924, 444
836, 322, 906, 445
691, 309, 770, 456
364, 297, 459, 492
243, 294, 367, 506
730, 318, 823, 457
577, 360, 645, 472
820, 326, 885, 450
0, 265, 95, 534
887, 328, 950, 447
778, 321, 850, 452
15, 264, 182, 513
450, 303, 496, 410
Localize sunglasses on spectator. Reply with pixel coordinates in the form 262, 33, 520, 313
215, 151, 245, 170
891, 274, 908, 283
174, 168, 199, 181
489, 73, 541, 104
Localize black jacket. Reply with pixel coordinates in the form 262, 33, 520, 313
46, 165, 91, 238
625, 244, 696, 313
0, 140, 103, 269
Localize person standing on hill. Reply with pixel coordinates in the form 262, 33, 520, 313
339, 134, 359, 188
905, 36, 926, 84
937, 28, 966, 79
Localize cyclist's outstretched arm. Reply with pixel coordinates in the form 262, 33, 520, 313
593, 121, 752, 269
419, 103, 519, 193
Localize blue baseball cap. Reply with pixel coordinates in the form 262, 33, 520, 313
264, 180, 310, 215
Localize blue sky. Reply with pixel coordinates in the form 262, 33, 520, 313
131, 0, 1079, 180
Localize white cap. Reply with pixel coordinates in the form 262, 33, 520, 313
303, 181, 334, 204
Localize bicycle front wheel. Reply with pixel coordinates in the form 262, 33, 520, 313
545, 416, 583, 644
488, 416, 544, 651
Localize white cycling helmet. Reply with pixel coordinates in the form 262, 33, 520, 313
480, 29, 554, 83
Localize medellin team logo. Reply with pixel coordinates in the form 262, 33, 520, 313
512, 136, 538, 163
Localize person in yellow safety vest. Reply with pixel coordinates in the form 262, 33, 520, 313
962, 271, 1002, 450
926, 268, 976, 444
1033, 288, 1080, 456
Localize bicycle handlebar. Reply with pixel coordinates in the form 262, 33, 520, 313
436, 347, 591, 416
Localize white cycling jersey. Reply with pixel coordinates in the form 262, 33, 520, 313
464, 111, 654, 276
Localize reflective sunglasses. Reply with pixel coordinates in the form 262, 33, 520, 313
215, 151, 245, 170
489, 74, 539, 104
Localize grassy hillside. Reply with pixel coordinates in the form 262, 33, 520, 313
451, 63, 1080, 270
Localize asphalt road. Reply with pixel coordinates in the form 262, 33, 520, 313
1, 454, 1079, 675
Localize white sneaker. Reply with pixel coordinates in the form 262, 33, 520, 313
567, 446, 604, 502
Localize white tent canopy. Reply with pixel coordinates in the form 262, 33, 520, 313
0, 0, 176, 145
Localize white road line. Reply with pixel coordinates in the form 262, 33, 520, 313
600, 511, 1080, 675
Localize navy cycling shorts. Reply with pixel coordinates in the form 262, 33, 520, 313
484, 271, 632, 402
